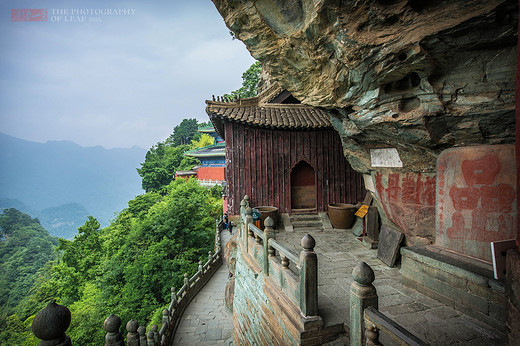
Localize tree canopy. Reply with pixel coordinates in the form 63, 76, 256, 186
137, 119, 215, 193
223, 61, 261, 100
0, 120, 224, 344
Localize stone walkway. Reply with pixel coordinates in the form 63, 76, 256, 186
276, 224, 506, 345
171, 230, 233, 346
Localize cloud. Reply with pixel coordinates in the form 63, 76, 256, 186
0, 0, 255, 149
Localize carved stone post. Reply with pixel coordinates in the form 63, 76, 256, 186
263, 216, 275, 275
240, 198, 247, 237
240, 198, 247, 215
244, 195, 250, 208
152, 325, 159, 344
32, 300, 72, 346
299, 234, 318, 316
104, 314, 124, 346
162, 309, 170, 326
350, 262, 378, 346
208, 250, 213, 262
198, 260, 204, 275
138, 326, 147, 345
171, 287, 177, 308
245, 207, 253, 249
126, 320, 139, 346
147, 330, 155, 345
183, 273, 190, 290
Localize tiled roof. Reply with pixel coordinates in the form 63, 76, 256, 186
184, 142, 226, 158
205, 84, 331, 138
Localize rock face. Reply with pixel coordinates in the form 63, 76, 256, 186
211, 0, 517, 173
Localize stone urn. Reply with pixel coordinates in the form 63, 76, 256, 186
328, 203, 356, 229
255, 206, 279, 230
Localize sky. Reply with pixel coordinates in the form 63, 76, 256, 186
0, 0, 255, 149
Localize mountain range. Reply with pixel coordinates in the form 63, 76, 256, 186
0, 133, 146, 238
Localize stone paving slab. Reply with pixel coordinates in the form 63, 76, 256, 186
172, 230, 233, 346
275, 226, 506, 345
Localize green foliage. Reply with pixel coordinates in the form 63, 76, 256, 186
1, 120, 224, 344
191, 133, 215, 149
169, 118, 199, 146
16, 178, 221, 344
223, 61, 261, 100
137, 119, 213, 193
0, 209, 57, 315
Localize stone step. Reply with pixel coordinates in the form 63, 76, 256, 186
291, 221, 323, 228
291, 213, 320, 220
292, 226, 323, 233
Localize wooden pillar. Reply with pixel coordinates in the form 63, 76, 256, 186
350, 262, 378, 346
299, 234, 318, 316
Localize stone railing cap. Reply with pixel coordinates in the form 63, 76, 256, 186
301, 234, 316, 250
352, 262, 375, 285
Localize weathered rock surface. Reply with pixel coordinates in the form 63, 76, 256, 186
212, 0, 517, 173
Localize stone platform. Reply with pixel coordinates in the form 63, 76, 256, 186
275, 222, 506, 345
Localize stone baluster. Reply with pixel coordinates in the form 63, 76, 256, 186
255, 232, 262, 244
281, 255, 290, 268
104, 314, 124, 346
263, 216, 276, 274
32, 300, 72, 346
245, 207, 254, 238
162, 309, 170, 326
152, 325, 159, 344
365, 322, 380, 345
161, 333, 167, 345
198, 260, 204, 275
147, 330, 155, 345
350, 262, 378, 346
240, 198, 247, 237
138, 326, 147, 345
184, 273, 190, 290
126, 320, 139, 346
171, 287, 178, 308
299, 234, 318, 316
240, 198, 247, 215
243, 194, 250, 208
244, 207, 253, 250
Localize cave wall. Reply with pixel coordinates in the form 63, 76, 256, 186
212, 0, 517, 244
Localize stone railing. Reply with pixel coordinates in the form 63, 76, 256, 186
239, 198, 318, 317
32, 221, 223, 346
350, 262, 426, 346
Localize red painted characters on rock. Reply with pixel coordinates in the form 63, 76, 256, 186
447, 155, 516, 242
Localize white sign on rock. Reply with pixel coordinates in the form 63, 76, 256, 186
370, 148, 403, 168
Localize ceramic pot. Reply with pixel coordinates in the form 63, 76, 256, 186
328, 203, 356, 229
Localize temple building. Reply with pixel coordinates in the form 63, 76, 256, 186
206, 83, 366, 215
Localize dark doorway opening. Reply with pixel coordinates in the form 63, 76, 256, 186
291, 161, 316, 211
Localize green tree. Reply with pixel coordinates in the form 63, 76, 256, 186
223, 61, 261, 100
169, 118, 199, 146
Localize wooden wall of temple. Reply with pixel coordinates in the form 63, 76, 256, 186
224, 121, 365, 214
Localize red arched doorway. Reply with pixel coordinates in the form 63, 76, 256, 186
291, 161, 316, 210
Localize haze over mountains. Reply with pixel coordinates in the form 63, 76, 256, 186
0, 133, 146, 239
